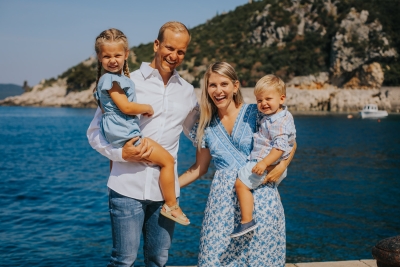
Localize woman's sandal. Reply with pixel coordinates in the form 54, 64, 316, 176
160, 204, 190, 226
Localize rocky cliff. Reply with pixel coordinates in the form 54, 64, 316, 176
0, 78, 95, 108
2, 0, 400, 111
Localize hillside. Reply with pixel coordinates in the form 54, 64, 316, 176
2, 0, 400, 111
0, 84, 24, 100
40, 0, 399, 94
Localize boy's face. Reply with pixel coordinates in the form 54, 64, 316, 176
255, 88, 285, 115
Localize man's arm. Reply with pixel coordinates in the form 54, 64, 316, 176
263, 142, 297, 183
87, 107, 152, 162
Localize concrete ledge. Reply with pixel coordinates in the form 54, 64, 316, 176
168, 259, 377, 267
292, 259, 377, 266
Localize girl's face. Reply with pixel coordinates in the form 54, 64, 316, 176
255, 88, 285, 115
97, 42, 129, 74
207, 72, 239, 111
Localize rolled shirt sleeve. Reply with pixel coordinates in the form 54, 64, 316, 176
272, 133, 289, 152
86, 107, 126, 162
182, 97, 200, 143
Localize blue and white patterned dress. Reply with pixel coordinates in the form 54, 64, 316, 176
195, 104, 286, 267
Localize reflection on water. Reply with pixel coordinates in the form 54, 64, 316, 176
0, 107, 399, 266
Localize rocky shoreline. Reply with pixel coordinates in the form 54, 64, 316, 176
0, 85, 400, 113
1, 82, 400, 113
195, 86, 400, 113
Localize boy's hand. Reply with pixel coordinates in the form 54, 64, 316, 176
142, 104, 154, 117
252, 161, 267, 176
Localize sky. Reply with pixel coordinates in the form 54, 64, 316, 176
0, 0, 247, 86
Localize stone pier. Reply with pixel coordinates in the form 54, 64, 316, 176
169, 259, 377, 267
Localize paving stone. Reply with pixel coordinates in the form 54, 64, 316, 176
360, 260, 378, 267
295, 260, 372, 267
168, 259, 377, 267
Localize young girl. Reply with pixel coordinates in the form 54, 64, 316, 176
231, 74, 296, 237
93, 28, 189, 225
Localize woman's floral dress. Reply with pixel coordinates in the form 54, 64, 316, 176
192, 104, 286, 267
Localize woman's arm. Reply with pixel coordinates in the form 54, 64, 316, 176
179, 148, 212, 188
263, 142, 297, 183
109, 82, 153, 116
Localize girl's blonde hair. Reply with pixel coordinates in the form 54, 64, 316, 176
94, 28, 130, 93
196, 62, 244, 149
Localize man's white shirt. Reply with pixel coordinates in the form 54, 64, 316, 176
87, 62, 199, 201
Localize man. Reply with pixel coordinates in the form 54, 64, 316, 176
87, 21, 198, 266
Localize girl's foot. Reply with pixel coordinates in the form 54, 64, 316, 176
160, 204, 190, 225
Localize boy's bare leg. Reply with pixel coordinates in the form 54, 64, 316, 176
235, 178, 254, 223
143, 138, 188, 222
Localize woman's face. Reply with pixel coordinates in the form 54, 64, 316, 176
207, 72, 239, 111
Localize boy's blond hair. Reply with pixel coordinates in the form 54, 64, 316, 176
254, 74, 286, 96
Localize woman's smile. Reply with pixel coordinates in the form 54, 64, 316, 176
207, 73, 238, 109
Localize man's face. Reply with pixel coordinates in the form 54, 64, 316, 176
152, 29, 190, 76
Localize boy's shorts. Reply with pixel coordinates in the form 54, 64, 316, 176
238, 161, 287, 189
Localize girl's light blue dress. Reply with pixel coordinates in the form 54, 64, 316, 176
94, 73, 141, 148
190, 104, 286, 267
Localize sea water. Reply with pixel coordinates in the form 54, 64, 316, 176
0, 106, 399, 266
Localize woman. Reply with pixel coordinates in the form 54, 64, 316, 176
179, 62, 296, 266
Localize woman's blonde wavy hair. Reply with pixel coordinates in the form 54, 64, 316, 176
196, 62, 244, 149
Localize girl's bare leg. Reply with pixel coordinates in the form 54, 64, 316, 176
235, 178, 254, 223
143, 138, 188, 222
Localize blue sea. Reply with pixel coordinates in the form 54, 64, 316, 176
0, 106, 399, 266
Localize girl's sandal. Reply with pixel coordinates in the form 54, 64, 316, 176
160, 204, 190, 226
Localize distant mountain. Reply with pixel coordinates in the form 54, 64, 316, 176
0, 84, 24, 100
34, 0, 400, 92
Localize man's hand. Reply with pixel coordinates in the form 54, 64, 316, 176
252, 161, 268, 176
122, 137, 153, 163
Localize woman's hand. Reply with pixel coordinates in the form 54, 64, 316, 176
263, 161, 286, 183
262, 142, 297, 184
122, 137, 153, 163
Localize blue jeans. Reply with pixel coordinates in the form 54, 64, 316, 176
107, 189, 175, 267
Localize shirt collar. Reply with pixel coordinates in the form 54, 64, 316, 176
139, 62, 181, 84
264, 105, 288, 123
